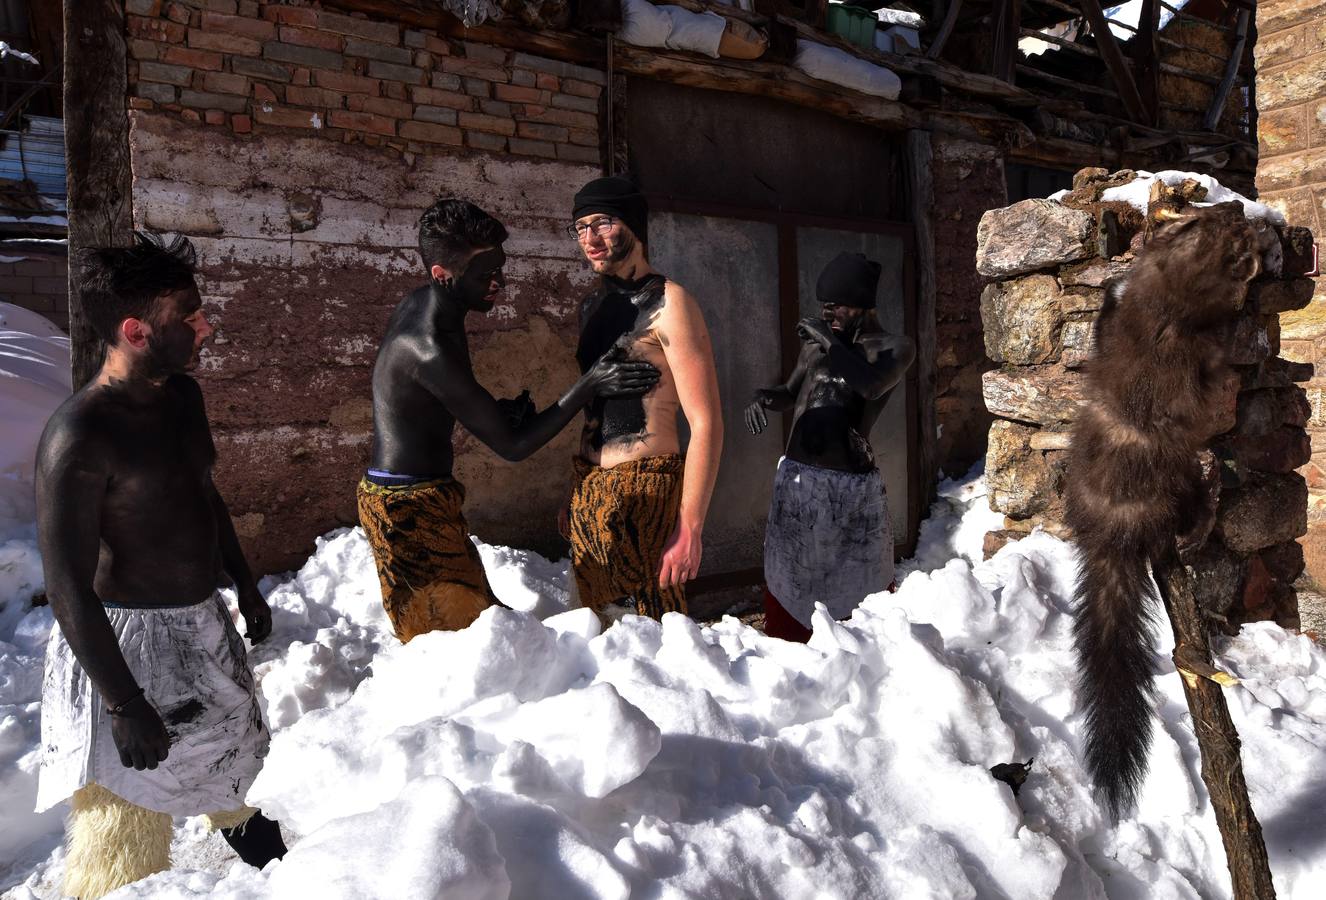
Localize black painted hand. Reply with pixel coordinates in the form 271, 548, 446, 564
586, 354, 661, 398
796, 317, 834, 350
497, 390, 536, 428
110, 696, 172, 771
744, 389, 777, 435
238, 588, 273, 644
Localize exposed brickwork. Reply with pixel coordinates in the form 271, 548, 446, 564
1256, 0, 1326, 583
125, 2, 603, 161
0, 252, 70, 331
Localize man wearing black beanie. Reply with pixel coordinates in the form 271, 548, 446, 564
744, 251, 915, 642
562, 176, 723, 624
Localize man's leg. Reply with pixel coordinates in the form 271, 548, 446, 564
621, 458, 687, 619
207, 807, 287, 868
64, 783, 172, 900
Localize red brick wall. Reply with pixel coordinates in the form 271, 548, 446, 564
0, 252, 68, 331
1255, 0, 1326, 582
123, 1, 606, 573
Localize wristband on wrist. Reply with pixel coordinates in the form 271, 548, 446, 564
106, 688, 145, 717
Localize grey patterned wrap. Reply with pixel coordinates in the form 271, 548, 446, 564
763, 457, 894, 627
37, 592, 269, 816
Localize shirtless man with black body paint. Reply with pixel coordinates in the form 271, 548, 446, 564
359, 198, 659, 642
745, 251, 915, 642
35, 234, 284, 898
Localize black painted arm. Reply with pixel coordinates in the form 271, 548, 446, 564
827, 333, 916, 401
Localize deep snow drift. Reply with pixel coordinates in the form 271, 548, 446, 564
2, 468, 1324, 899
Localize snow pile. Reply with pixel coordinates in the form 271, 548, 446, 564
0, 302, 69, 542
2, 465, 1322, 898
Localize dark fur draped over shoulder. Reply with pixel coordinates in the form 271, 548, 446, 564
1064, 201, 1262, 820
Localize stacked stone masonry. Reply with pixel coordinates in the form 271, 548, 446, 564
1255, 0, 1326, 582
977, 168, 1316, 631
124, 0, 603, 163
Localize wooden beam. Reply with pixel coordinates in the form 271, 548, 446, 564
320, 0, 605, 64
906, 129, 939, 510
991, 0, 1023, 82
1076, 0, 1148, 123
611, 43, 923, 131
65, 0, 135, 388
1204, 7, 1250, 133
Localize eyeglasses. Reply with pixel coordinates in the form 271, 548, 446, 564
568, 216, 616, 241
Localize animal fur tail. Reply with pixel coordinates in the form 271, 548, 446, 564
1071, 529, 1161, 821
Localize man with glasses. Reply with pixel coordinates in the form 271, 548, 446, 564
360, 197, 659, 642
744, 251, 914, 641
562, 176, 723, 623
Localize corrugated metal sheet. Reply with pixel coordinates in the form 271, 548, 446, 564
0, 115, 65, 213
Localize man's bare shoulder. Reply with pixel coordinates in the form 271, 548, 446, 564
37, 387, 115, 474
858, 330, 915, 358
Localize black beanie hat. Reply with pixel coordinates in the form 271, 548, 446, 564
573, 176, 648, 246
816, 252, 882, 309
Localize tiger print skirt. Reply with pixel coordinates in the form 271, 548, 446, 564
356, 477, 496, 643
569, 454, 687, 622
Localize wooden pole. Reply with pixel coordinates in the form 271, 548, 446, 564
1153, 550, 1277, 900
64, 0, 135, 388
906, 129, 939, 505
991, 0, 1023, 83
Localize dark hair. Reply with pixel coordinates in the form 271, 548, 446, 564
77, 232, 198, 345
418, 197, 508, 274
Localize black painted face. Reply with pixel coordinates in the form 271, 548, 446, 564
146, 284, 211, 375
821, 302, 868, 337
453, 246, 507, 312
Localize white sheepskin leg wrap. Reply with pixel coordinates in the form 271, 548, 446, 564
63, 783, 172, 899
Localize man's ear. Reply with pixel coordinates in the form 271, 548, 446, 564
430, 263, 452, 283
120, 317, 151, 350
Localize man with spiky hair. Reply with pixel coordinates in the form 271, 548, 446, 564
34, 234, 286, 899
360, 197, 658, 642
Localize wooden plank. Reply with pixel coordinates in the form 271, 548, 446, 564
906, 129, 939, 510
1075, 0, 1147, 122
1015, 63, 1118, 98
65, 0, 135, 388
1203, 7, 1250, 133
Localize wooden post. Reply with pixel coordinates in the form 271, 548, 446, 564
990, 0, 1022, 83
906, 130, 939, 504
1154, 551, 1277, 900
1131, 0, 1160, 126
64, 0, 135, 388
1204, 8, 1251, 134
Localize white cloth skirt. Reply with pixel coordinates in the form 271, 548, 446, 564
37, 593, 269, 816
764, 458, 894, 628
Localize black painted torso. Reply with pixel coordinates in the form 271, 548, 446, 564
576, 274, 667, 450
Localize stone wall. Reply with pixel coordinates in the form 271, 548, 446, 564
977, 169, 1316, 631
0, 250, 68, 331
1254, 0, 1326, 583
123, 1, 604, 573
